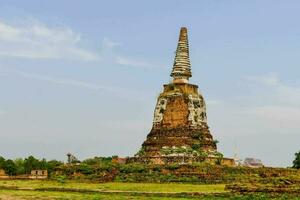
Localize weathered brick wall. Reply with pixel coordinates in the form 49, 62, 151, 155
136, 83, 219, 164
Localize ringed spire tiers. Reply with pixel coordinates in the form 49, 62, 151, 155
170, 27, 192, 83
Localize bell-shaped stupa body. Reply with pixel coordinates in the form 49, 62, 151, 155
134, 27, 219, 164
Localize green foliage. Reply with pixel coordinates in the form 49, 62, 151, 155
4, 159, 17, 175
82, 157, 112, 165
120, 163, 146, 173
214, 152, 224, 165
54, 175, 67, 184
134, 147, 146, 157
152, 165, 161, 172
78, 163, 94, 175
0, 156, 6, 169
46, 160, 64, 175
213, 139, 219, 145
166, 163, 179, 170
191, 144, 201, 150
0, 156, 65, 176
14, 158, 25, 175
23, 156, 41, 174
292, 150, 300, 169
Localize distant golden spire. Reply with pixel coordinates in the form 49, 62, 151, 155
170, 27, 192, 83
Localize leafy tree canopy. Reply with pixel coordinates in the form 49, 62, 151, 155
293, 151, 300, 169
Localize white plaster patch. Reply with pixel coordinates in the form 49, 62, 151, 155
188, 94, 207, 126
153, 97, 168, 123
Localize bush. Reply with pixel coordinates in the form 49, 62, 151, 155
120, 163, 146, 173
77, 163, 94, 175
4, 159, 17, 176
292, 151, 300, 169
54, 175, 67, 184
166, 163, 179, 170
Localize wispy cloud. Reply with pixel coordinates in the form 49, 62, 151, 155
15, 70, 112, 91
238, 73, 300, 128
0, 110, 7, 115
246, 73, 280, 86
0, 20, 98, 61
0, 18, 163, 68
102, 38, 120, 49
14, 70, 150, 101
245, 105, 300, 125
115, 56, 165, 69
246, 73, 300, 105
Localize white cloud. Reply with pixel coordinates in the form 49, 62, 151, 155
115, 56, 164, 69
102, 38, 120, 49
238, 73, 300, 129
208, 73, 300, 166
246, 73, 300, 106
0, 20, 98, 61
0, 110, 7, 115
244, 105, 300, 127
14, 70, 150, 101
15, 70, 111, 91
246, 73, 280, 86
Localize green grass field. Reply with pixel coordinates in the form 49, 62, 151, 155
0, 180, 299, 200
0, 180, 225, 193
1, 190, 300, 200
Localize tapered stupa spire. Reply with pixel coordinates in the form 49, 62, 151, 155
170, 27, 192, 83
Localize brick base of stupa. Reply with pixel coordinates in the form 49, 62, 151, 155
141, 125, 217, 157
130, 82, 230, 165
128, 155, 235, 166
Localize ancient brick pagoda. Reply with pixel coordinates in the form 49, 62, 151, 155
134, 27, 227, 165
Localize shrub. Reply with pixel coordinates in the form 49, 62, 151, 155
166, 163, 179, 170
4, 159, 17, 176
214, 152, 224, 165
191, 144, 201, 150
120, 163, 146, 173
292, 151, 300, 169
135, 147, 146, 157
77, 163, 94, 175
54, 175, 67, 184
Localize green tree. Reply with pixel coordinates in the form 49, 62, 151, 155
0, 156, 5, 169
23, 156, 40, 174
14, 158, 25, 175
46, 160, 63, 175
78, 163, 94, 175
293, 151, 300, 169
4, 159, 17, 176
40, 158, 48, 170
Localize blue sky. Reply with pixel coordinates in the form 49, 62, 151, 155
0, 0, 300, 167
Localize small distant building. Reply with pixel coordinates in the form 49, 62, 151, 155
243, 158, 264, 168
29, 170, 48, 179
0, 169, 8, 179
0, 169, 5, 176
112, 157, 127, 164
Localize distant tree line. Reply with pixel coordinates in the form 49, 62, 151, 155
0, 151, 298, 177
0, 156, 63, 176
